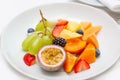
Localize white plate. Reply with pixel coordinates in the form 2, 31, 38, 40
1, 2, 120, 80
77, 0, 104, 7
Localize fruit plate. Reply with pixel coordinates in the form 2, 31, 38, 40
1, 2, 120, 80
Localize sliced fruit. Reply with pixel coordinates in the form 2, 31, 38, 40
77, 43, 96, 64
80, 22, 92, 30
60, 29, 82, 39
93, 25, 102, 35
82, 25, 102, 40
55, 19, 68, 27
52, 26, 65, 38
74, 58, 90, 73
23, 53, 36, 66
87, 34, 99, 48
66, 21, 81, 32
63, 52, 77, 73
64, 37, 86, 54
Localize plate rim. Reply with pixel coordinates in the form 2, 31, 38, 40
77, 0, 105, 7
1, 2, 120, 80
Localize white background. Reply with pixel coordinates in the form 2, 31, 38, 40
0, 0, 120, 80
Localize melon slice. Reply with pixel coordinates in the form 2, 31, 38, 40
82, 25, 102, 40
77, 43, 96, 64
63, 52, 77, 73
87, 34, 99, 48
80, 22, 92, 30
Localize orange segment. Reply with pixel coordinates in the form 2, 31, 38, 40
64, 37, 86, 54
87, 34, 99, 48
82, 25, 102, 40
80, 22, 92, 30
77, 43, 96, 64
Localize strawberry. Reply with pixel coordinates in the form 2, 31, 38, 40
74, 59, 90, 73
52, 25, 65, 38
52, 19, 68, 38
56, 19, 68, 27
23, 53, 36, 66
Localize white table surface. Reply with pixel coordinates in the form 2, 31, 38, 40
0, 0, 120, 80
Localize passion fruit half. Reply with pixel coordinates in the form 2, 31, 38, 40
37, 45, 66, 71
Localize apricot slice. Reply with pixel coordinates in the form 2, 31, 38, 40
87, 34, 99, 48
77, 43, 96, 64
64, 37, 86, 54
82, 25, 102, 40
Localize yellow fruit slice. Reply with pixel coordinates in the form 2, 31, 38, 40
60, 29, 82, 39
66, 21, 81, 32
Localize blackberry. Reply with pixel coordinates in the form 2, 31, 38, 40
53, 37, 66, 47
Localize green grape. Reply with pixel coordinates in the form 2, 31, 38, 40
46, 20, 55, 28
35, 20, 54, 31
29, 36, 43, 55
28, 35, 53, 55
35, 21, 44, 31
42, 35, 53, 45
22, 32, 38, 51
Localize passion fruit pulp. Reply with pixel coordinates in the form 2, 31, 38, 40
37, 45, 66, 71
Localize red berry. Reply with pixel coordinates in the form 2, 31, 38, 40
23, 53, 36, 66
55, 19, 68, 27
74, 59, 90, 73
52, 26, 65, 38
52, 19, 68, 38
